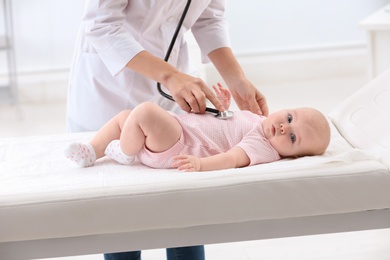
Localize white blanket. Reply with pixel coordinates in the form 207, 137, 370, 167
0, 121, 374, 196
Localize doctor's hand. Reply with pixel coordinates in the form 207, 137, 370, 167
229, 79, 269, 116
164, 72, 225, 114
125, 51, 224, 114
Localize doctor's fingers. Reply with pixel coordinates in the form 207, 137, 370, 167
185, 90, 224, 114
252, 90, 269, 116
233, 88, 269, 116
202, 86, 225, 112
187, 79, 222, 113
174, 91, 204, 113
240, 92, 267, 116
258, 98, 269, 117
191, 90, 207, 113
174, 84, 209, 113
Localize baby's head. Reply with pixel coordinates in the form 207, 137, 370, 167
262, 107, 330, 158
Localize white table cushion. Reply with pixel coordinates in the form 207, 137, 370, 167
1, 123, 389, 243
329, 67, 390, 169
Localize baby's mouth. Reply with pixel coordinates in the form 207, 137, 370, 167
272, 125, 276, 136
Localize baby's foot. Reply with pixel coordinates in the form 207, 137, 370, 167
64, 142, 96, 167
104, 140, 135, 165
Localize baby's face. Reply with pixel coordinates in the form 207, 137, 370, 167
262, 108, 330, 157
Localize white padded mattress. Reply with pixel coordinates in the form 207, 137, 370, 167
0, 123, 389, 244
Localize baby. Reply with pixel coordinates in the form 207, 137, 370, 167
65, 84, 330, 171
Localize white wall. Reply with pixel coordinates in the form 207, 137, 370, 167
0, 0, 85, 74
0, 0, 389, 74
226, 0, 389, 54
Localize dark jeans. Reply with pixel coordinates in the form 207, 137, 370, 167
104, 245, 205, 260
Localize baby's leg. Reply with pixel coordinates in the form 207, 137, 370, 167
65, 110, 132, 167
120, 102, 182, 156
89, 110, 132, 159
65, 103, 182, 166
104, 139, 135, 165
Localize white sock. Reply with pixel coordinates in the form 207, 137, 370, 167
104, 140, 135, 165
64, 142, 96, 167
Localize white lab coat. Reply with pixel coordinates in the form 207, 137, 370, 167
66, 0, 231, 132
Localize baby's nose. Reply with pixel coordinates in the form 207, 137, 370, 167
280, 123, 289, 134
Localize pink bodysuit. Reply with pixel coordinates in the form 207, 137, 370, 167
137, 110, 281, 168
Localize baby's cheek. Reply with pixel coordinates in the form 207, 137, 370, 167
271, 139, 288, 154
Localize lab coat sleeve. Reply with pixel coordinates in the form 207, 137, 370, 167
83, 0, 144, 76
191, 0, 231, 64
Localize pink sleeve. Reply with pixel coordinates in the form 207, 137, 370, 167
236, 133, 280, 166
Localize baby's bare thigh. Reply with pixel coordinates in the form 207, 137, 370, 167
134, 102, 182, 153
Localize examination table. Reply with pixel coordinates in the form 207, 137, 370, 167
0, 68, 389, 259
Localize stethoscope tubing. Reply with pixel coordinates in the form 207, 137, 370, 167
156, 0, 221, 115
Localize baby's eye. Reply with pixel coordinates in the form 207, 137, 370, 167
287, 114, 293, 123
290, 133, 296, 143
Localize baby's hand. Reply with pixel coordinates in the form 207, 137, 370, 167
213, 82, 231, 110
172, 154, 201, 172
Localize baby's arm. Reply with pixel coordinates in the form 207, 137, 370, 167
213, 82, 231, 110
172, 147, 250, 172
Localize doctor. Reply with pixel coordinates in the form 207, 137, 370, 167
66, 0, 268, 259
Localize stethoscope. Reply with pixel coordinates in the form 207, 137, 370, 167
156, 0, 234, 120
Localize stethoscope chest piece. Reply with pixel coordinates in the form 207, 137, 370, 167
215, 110, 234, 119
